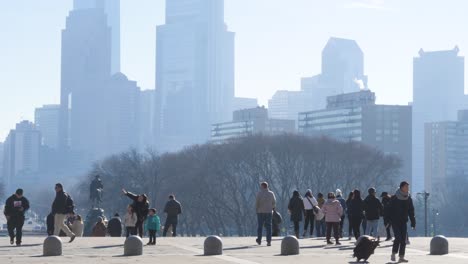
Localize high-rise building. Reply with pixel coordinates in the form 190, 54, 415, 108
299, 90, 412, 184
59, 8, 111, 161
268, 90, 312, 124
155, 0, 235, 151
2, 121, 41, 190
139, 90, 156, 150
412, 47, 465, 192
73, 0, 120, 74
424, 110, 468, 197
35, 105, 60, 149
232, 97, 258, 112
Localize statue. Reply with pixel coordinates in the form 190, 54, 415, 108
89, 175, 104, 208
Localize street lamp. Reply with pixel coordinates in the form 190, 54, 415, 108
417, 191, 430, 237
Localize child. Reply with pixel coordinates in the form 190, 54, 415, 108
71, 215, 84, 237
145, 208, 161, 245
92, 217, 107, 237
124, 204, 138, 237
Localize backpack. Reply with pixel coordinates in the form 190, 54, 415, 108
353, 235, 380, 262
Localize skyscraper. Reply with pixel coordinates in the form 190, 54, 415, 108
59, 8, 111, 160
73, 0, 120, 74
412, 47, 465, 192
155, 0, 235, 151
35, 105, 60, 149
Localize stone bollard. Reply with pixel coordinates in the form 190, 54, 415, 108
124, 235, 143, 256
43, 236, 62, 256
430, 235, 449, 255
281, 235, 300, 255
204, 236, 223, 256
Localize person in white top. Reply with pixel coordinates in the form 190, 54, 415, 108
303, 189, 318, 237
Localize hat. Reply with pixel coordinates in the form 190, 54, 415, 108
15, 189, 23, 196
380, 192, 388, 198
336, 189, 342, 196
368, 187, 376, 194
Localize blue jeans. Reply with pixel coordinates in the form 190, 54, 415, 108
365, 219, 379, 236
257, 213, 273, 243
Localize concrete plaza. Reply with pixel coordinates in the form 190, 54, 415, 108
0, 236, 467, 263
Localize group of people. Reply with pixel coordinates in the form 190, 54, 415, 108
256, 181, 416, 263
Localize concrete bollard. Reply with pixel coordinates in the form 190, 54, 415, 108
43, 236, 63, 256
204, 236, 223, 256
430, 235, 449, 255
281, 235, 300, 255
124, 235, 143, 256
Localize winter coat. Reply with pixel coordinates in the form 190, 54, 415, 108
145, 215, 161, 231
125, 192, 149, 221
323, 199, 343, 223
107, 217, 122, 237
317, 197, 325, 208
4, 194, 30, 218
336, 196, 347, 215
256, 189, 276, 214
349, 199, 364, 219
381, 196, 392, 222
346, 199, 353, 216
124, 212, 138, 227
52, 191, 73, 214
164, 199, 182, 220
288, 195, 304, 222
303, 195, 318, 210
92, 222, 107, 237
363, 195, 384, 220
71, 221, 84, 237
387, 194, 416, 227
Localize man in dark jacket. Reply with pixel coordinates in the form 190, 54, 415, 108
387, 181, 415, 263
52, 183, 76, 242
107, 213, 122, 237
163, 195, 182, 237
363, 187, 383, 237
335, 189, 347, 238
122, 188, 149, 237
381, 192, 393, 241
4, 189, 30, 246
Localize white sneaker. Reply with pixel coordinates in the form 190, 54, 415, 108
391, 254, 396, 262
398, 257, 409, 263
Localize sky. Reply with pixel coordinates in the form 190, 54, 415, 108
1, 0, 468, 141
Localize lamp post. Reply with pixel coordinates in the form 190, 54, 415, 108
417, 191, 430, 237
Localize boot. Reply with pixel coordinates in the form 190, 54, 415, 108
335, 238, 341, 245
302, 230, 307, 238
295, 231, 300, 238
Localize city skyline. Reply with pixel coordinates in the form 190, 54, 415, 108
3, 0, 468, 141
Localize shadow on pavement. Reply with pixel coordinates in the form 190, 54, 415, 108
0, 243, 42, 248
224, 246, 252, 251
92, 244, 123, 249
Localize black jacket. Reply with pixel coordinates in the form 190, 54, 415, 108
107, 217, 122, 237
126, 192, 149, 220
387, 195, 416, 227
4, 194, 30, 218
52, 191, 73, 214
164, 199, 182, 219
363, 195, 383, 220
349, 199, 364, 219
381, 196, 392, 221
288, 196, 304, 222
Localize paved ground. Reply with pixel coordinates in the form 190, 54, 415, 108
0, 236, 466, 263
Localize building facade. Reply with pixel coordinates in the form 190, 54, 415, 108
232, 97, 258, 112
155, 0, 235, 151
299, 90, 412, 183
412, 47, 465, 192
268, 90, 312, 124
35, 105, 60, 149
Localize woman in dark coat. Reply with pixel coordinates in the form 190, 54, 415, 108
288, 190, 305, 238
349, 189, 364, 240
122, 189, 149, 238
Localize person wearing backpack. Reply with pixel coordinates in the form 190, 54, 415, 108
302, 189, 318, 238
52, 183, 76, 243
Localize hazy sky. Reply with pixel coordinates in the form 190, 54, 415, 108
1, 0, 468, 141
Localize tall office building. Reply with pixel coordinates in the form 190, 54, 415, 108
73, 0, 120, 74
155, 0, 235, 151
268, 90, 312, 124
35, 105, 60, 149
412, 47, 465, 192
232, 97, 258, 112
59, 7, 111, 161
139, 90, 156, 150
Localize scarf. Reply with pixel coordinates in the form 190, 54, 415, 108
395, 188, 409, 200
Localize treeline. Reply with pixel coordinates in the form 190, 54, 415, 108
74, 134, 401, 236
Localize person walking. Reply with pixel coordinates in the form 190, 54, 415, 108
71, 215, 84, 237
346, 191, 354, 240
92, 217, 107, 237
52, 183, 76, 243
349, 189, 364, 240
363, 187, 383, 237
387, 181, 416, 263
124, 205, 138, 237
315, 193, 326, 237
255, 182, 276, 246
107, 213, 123, 237
162, 195, 182, 237
122, 189, 149, 237
3, 189, 30, 246
335, 189, 347, 238
145, 208, 161, 245
288, 190, 304, 238
323, 192, 343, 245
272, 208, 283, 237
302, 189, 318, 238
381, 192, 393, 241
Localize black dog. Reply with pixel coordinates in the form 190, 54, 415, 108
353, 235, 380, 262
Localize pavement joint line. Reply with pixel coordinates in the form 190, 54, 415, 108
164, 240, 260, 264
